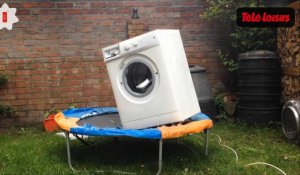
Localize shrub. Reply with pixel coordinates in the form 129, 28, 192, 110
0, 104, 15, 118
0, 74, 8, 87
0, 74, 15, 118
203, 0, 277, 71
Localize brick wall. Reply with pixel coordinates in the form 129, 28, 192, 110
0, 0, 227, 125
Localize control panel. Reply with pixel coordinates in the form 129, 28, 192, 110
102, 32, 160, 62
102, 43, 120, 60
119, 33, 159, 55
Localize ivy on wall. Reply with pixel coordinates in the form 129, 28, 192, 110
0, 74, 15, 118
0, 74, 8, 87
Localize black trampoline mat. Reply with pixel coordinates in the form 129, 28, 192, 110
76, 113, 122, 128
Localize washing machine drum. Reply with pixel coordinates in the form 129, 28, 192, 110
282, 99, 300, 141
123, 62, 155, 97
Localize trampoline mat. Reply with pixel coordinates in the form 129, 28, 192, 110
76, 113, 122, 128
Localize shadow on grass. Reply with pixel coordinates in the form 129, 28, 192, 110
47, 136, 212, 174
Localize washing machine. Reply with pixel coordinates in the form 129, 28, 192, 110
102, 29, 200, 129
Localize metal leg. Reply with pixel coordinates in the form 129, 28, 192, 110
204, 129, 209, 156
64, 132, 133, 174
156, 139, 163, 175
64, 132, 77, 173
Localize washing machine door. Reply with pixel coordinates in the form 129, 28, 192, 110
121, 55, 158, 98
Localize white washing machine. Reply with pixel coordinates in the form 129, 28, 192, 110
102, 29, 200, 129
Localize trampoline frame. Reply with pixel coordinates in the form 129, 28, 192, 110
63, 129, 209, 175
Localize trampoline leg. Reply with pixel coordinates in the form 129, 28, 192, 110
64, 132, 77, 173
204, 129, 209, 156
156, 139, 163, 175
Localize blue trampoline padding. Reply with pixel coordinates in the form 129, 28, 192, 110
63, 107, 118, 119
190, 112, 211, 121
55, 107, 213, 139
70, 124, 162, 139
62, 107, 210, 121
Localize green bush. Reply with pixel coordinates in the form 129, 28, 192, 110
203, 0, 277, 71
0, 74, 8, 87
0, 74, 15, 118
213, 95, 226, 118
0, 104, 15, 118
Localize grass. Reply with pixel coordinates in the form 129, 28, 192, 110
0, 122, 299, 175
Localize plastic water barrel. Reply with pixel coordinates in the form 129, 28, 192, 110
237, 50, 281, 124
189, 65, 217, 118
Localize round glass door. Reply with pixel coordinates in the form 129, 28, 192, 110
122, 61, 155, 97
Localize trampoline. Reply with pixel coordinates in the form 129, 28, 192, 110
54, 107, 213, 175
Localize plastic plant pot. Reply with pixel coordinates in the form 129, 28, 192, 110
43, 114, 59, 132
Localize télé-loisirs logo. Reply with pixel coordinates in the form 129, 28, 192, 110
237, 7, 295, 27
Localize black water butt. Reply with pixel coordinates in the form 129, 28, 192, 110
237, 50, 281, 124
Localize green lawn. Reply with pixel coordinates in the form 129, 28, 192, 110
0, 122, 299, 175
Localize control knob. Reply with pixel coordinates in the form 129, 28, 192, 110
124, 44, 131, 51
131, 42, 138, 47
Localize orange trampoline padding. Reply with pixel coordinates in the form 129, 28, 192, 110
54, 112, 79, 132
54, 108, 213, 139
159, 119, 213, 139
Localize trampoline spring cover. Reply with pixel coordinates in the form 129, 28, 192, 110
54, 107, 213, 139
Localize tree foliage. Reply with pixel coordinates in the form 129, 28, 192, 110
203, 0, 277, 71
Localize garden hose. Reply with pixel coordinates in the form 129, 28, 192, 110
210, 133, 287, 175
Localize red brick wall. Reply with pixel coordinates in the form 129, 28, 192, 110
0, 0, 227, 125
